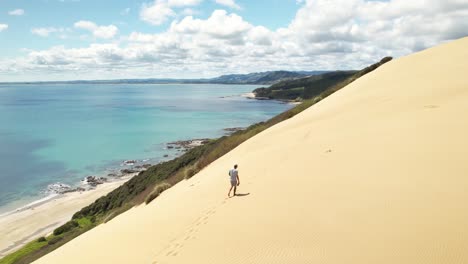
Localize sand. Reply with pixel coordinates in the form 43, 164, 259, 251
34, 37, 468, 264
0, 176, 133, 258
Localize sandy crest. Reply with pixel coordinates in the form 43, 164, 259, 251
34, 37, 468, 264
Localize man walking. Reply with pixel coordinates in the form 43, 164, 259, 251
228, 164, 240, 197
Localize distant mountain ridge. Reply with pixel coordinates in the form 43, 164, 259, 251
0, 70, 330, 85
209, 70, 329, 85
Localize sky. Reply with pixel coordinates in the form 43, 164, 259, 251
0, 0, 467, 82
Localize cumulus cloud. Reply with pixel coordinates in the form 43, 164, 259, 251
140, 1, 175, 25
1, 0, 468, 81
215, 0, 241, 10
8, 9, 25, 16
74, 20, 118, 39
0, 24, 8, 32
140, 0, 204, 25
170, 10, 251, 39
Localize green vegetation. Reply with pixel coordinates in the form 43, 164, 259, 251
0, 218, 96, 264
53, 220, 78, 236
145, 182, 172, 204
0, 240, 48, 264
0, 57, 391, 264
253, 57, 392, 101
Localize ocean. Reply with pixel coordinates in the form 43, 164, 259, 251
0, 83, 292, 213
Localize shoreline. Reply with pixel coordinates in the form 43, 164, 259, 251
0, 158, 158, 217
0, 93, 285, 259
0, 136, 230, 258
0, 173, 136, 258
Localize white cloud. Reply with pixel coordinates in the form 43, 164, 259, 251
31, 27, 58, 37
170, 10, 251, 39
140, 1, 176, 25
286, 0, 468, 59
140, 0, 204, 25
2, 0, 468, 81
0, 24, 8, 32
74, 20, 118, 39
215, 0, 241, 10
31, 27, 71, 38
168, 0, 203, 7
8, 9, 25, 16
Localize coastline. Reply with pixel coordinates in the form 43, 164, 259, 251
0, 89, 293, 261
0, 136, 237, 258
0, 174, 135, 258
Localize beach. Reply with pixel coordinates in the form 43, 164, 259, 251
33, 38, 468, 264
0, 175, 134, 258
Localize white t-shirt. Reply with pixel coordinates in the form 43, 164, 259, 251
229, 169, 238, 181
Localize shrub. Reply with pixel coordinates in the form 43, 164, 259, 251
313, 96, 323, 103
53, 220, 79, 236
47, 236, 62, 245
184, 165, 197, 179
37, 237, 46, 243
145, 182, 172, 204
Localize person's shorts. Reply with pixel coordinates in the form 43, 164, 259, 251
231, 180, 237, 187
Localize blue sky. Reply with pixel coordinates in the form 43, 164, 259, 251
0, 0, 299, 58
0, 0, 467, 81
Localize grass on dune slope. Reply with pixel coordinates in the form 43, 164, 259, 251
0, 57, 391, 264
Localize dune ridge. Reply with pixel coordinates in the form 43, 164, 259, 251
35, 37, 468, 264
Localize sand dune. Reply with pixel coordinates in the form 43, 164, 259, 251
35, 37, 468, 264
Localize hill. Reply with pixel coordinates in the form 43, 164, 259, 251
32, 37, 468, 264
253, 57, 392, 101
209, 70, 329, 84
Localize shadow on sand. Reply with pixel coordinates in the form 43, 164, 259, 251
234, 193, 250, 197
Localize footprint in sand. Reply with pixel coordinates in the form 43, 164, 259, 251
154, 202, 225, 262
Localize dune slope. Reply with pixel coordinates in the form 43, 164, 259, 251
35, 37, 468, 264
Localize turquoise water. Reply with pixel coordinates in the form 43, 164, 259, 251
0, 83, 292, 213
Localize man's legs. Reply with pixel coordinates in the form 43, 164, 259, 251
228, 185, 233, 197
233, 185, 237, 196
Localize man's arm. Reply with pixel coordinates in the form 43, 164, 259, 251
237, 174, 240, 186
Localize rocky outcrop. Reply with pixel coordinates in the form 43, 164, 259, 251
83, 176, 108, 187
123, 160, 137, 165
46, 183, 87, 194
223, 127, 245, 134
120, 169, 139, 175
167, 138, 210, 152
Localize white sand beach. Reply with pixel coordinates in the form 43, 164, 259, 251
0, 176, 134, 258
33, 37, 468, 263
